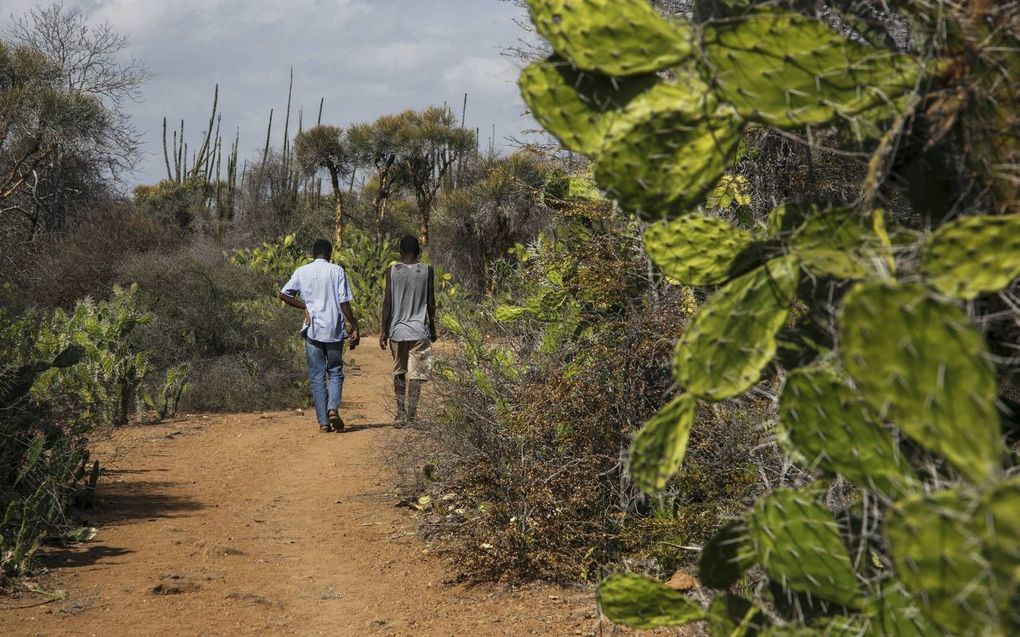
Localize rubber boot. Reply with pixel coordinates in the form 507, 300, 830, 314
406, 380, 423, 424
394, 375, 407, 425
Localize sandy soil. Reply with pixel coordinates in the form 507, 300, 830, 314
0, 341, 609, 636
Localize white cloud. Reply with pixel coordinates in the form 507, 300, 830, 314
443, 56, 518, 97
2, 0, 541, 185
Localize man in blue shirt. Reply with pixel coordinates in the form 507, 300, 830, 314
279, 239, 361, 432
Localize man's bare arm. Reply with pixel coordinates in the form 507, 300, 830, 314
380, 269, 393, 350
340, 301, 360, 347
278, 291, 310, 324
427, 266, 437, 342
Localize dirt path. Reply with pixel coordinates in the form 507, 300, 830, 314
2, 342, 603, 636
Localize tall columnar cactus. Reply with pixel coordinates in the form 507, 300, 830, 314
519, 0, 1020, 634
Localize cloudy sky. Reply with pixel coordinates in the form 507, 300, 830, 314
1, 0, 539, 186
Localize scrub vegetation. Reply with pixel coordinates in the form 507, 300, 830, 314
3, 3, 1020, 636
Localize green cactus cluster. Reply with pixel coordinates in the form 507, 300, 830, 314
520, 0, 1020, 634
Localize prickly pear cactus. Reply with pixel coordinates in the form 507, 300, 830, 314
747, 488, 862, 608
701, 13, 920, 128
527, 0, 693, 76
519, 59, 657, 156
674, 256, 799, 401
644, 214, 757, 286
884, 478, 1020, 633
628, 393, 697, 493
520, 0, 1020, 634
922, 214, 1020, 300
597, 573, 706, 628
778, 365, 917, 496
839, 281, 1002, 483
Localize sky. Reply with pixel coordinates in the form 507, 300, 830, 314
1, 0, 540, 186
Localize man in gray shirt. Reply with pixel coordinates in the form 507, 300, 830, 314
279, 239, 361, 433
379, 236, 436, 425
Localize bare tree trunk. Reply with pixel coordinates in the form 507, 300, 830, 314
330, 169, 343, 246
418, 197, 432, 248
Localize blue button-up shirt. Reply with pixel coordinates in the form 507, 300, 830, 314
281, 259, 353, 343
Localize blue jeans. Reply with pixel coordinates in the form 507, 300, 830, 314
304, 338, 344, 426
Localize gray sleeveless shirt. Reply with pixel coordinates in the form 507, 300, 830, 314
388, 262, 430, 341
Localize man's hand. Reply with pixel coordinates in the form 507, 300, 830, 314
429, 325, 438, 343
303, 308, 311, 326
348, 328, 361, 348
379, 334, 389, 350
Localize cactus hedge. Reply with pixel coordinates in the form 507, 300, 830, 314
520, 0, 1020, 634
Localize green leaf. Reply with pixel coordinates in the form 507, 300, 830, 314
922, 214, 1020, 300
778, 365, 917, 496
51, 345, 84, 369
644, 214, 758, 286
748, 488, 863, 608
493, 306, 528, 322
15, 435, 45, 486
839, 282, 1003, 483
440, 315, 465, 337
597, 574, 706, 629
527, 0, 693, 76
675, 256, 800, 401
628, 394, 697, 493
67, 527, 98, 543
885, 478, 1020, 633
703, 13, 921, 128
519, 57, 657, 155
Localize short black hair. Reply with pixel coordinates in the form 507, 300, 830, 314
312, 239, 332, 259
399, 235, 421, 258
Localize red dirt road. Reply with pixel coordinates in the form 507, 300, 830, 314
1, 343, 606, 636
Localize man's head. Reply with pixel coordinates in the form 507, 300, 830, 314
312, 239, 332, 260
399, 235, 421, 259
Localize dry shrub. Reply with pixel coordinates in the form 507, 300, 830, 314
406, 285, 778, 584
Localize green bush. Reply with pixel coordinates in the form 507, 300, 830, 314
117, 242, 306, 412
232, 227, 465, 334
0, 286, 152, 582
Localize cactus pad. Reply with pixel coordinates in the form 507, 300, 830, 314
778, 365, 917, 496
885, 478, 1020, 633
628, 394, 696, 493
867, 585, 937, 637
675, 256, 800, 401
708, 594, 764, 637
527, 0, 693, 76
596, 109, 742, 219
748, 488, 862, 608
790, 208, 889, 280
597, 573, 706, 628
839, 282, 1003, 483
699, 519, 754, 589
519, 57, 657, 156
703, 13, 919, 128
644, 214, 758, 286
922, 214, 1020, 299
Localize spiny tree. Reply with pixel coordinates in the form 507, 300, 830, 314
294, 125, 354, 245
391, 106, 476, 247
347, 118, 400, 230
434, 152, 550, 293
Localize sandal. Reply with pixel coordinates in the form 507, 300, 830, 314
319, 424, 332, 433
327, 409, 344, 432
